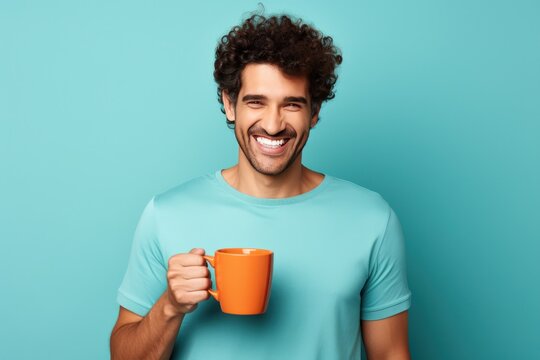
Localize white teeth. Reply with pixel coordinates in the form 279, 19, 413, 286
256, 136, 286, 147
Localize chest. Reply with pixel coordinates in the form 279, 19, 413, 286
159, 206, 377, 303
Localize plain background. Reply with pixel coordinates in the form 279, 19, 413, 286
1, 0, 539, 359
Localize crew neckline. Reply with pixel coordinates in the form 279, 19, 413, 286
213, 169, 331, 206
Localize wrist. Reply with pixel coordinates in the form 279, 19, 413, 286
162, 290, 185, 320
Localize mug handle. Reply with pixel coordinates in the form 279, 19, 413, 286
203, 255, 219, 301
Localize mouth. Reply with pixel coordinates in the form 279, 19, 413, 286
252, 135, 291, 155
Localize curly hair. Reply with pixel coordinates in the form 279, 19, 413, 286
214, 13, 343, 128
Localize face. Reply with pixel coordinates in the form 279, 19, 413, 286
223, 63, 319, 176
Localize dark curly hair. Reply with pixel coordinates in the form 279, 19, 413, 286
214, 13, 343, 128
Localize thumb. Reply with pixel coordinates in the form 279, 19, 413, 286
189, 248, 205, 255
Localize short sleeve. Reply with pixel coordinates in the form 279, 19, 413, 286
116, 197, 167, 316
360, 207, 412, 320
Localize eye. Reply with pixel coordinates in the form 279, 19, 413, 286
247, 101, 264, 107
286, 103, 302, 109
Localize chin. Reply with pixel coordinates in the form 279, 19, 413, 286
242, 145, 300, 176
253, 165, 288, 176
250, 160, 290, 176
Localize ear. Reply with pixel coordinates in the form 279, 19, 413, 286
222, 90, 236, 122
310, 103, 321, 128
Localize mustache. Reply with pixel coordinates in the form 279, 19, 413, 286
248, 125, 297, 138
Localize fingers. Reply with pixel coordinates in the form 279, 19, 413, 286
168, 250, 207, 268
166, 248, 212, 315
188, 290, 211, 302
174, 290, 211, 306
189, 248, 205, 255
172, 277, 212, 292
178, 265, 210, 280
168, 267, 211, 285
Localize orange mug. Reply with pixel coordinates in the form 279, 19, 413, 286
203, 248, 273, 315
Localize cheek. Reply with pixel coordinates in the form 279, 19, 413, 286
289, 116, 312, 134
237, 110, 261, 128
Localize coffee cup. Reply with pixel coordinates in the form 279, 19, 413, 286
203, 248, 273, 315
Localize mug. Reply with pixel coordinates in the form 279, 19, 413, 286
203, 248, 273, 315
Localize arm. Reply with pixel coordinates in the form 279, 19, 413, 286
110, 291, 184, 360
361, 311, 410, 360
110, 248, 211, 360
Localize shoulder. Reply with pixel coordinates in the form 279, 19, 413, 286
322, 174, 394, 232
325, 175, 390, 210
152, 172, 218, 210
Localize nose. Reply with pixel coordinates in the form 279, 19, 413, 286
259, 106, 286, 136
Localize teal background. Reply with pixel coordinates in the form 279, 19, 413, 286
1, 0, 538, 359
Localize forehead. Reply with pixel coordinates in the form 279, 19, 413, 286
239, 63, 309, 98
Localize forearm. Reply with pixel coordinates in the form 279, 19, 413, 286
366, 352, 410, 360
110, 291, 185, 360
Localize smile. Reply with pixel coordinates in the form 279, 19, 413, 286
254, 136, 289, 148
253, 135, 291, 155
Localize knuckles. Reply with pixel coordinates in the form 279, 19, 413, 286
174, 292, 206, 306
165, 252, 211, 312
166, 271, 177, 282
168, 253, 206, 269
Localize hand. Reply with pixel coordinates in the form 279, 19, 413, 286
166, 248, 212, 315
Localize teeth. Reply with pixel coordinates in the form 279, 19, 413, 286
256, 136, 286, 147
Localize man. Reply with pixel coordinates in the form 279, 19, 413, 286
110, 13, 412, 360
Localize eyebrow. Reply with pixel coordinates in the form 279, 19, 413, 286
242, 94, 308, 104
284, 96, 308, 104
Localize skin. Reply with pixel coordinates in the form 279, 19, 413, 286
221, 63, 324, 198
362, 311, 411, 360
109, 63, 410, 360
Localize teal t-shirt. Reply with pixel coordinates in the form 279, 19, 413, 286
117, 170, 412, 359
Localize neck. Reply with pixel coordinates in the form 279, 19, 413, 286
221, 153, 324, 199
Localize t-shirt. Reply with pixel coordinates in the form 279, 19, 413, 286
117, 170, 412, 359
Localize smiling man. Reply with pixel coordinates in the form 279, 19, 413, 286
221, 63, 324, 198
110, 14, 412, 360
